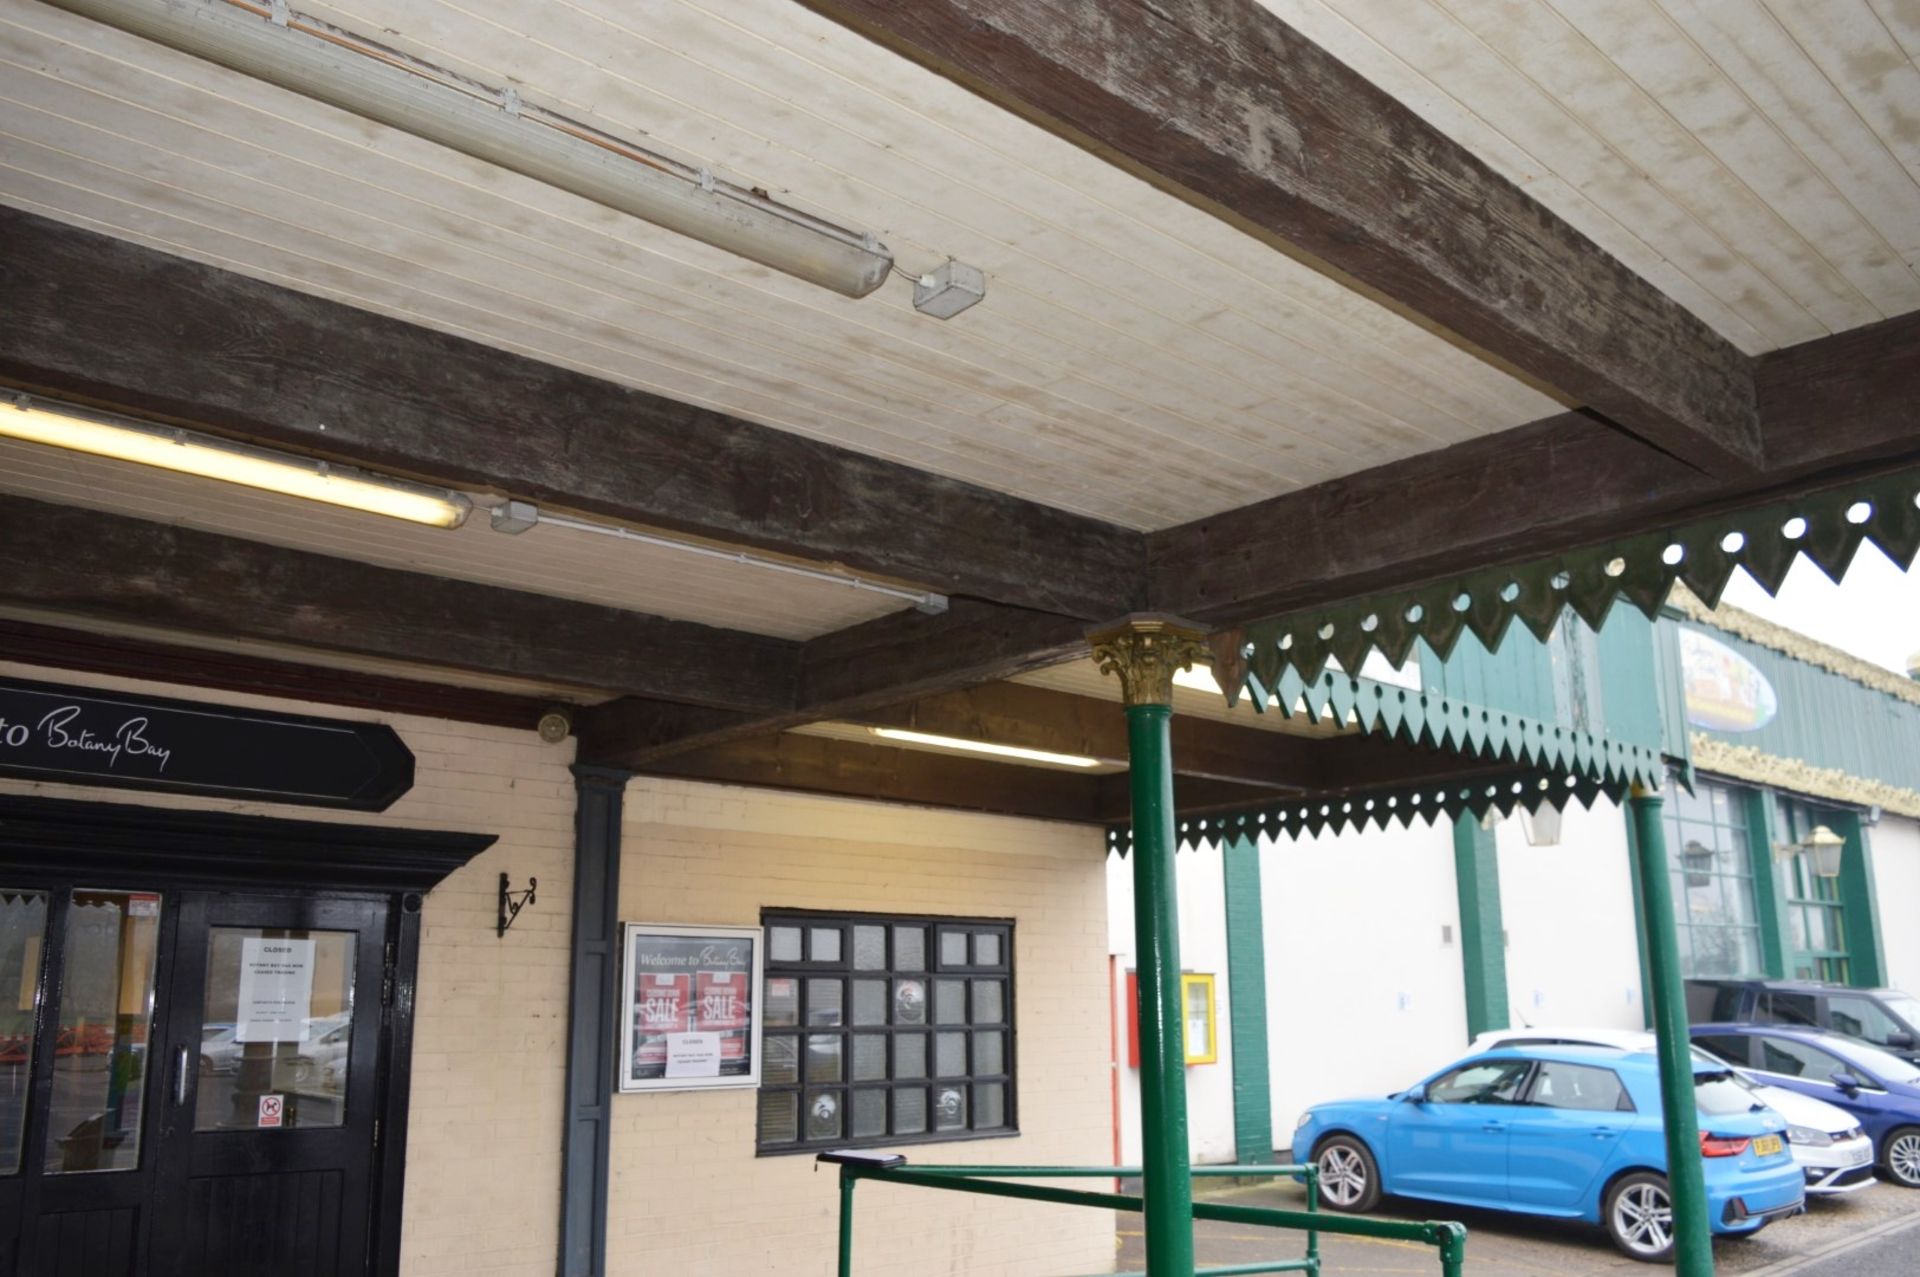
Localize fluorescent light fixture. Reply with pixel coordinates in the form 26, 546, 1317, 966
52, 0, 893, 298
3, 397, 471, 528
867, 726, 1100, 769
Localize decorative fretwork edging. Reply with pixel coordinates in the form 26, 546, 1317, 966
1246, 666, 1665, 791
1692, 736, 1920, 822
1231, 468, 1920, 693
1107, 766, 1641, 855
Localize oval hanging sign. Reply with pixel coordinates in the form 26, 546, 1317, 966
1679, 628, 1779, 733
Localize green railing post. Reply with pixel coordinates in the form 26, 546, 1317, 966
1093, 616, 1209, 1276
837, 1166, 856, 1277
1628, 785, 1713, 1276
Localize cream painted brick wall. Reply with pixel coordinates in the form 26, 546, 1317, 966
611, 780, 1116, 1277
0, 660, 577, 1277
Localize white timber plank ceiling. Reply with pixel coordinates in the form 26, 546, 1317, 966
1272, 0, 1920, 353
0, 436, 912, 639
0, 0, 1560, 534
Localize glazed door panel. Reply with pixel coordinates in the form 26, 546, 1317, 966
148, 894, 387, 1277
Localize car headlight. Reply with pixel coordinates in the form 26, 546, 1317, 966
1295, 1111, 1314, 1130
1785, 1125, 1832, 1146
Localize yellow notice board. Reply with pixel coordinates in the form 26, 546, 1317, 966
1182, 973, 1217, 1065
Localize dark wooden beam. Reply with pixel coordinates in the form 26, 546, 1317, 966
0, 498, 796, 712
1150, 312, 1920, 625
795, 0, 1760, 474
0, 617, 556, 731
575, 599, 1090, 766
635, 732, 1104, 824
0, 206, 1141, 619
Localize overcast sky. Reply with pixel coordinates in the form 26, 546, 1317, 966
1717, 544, 1920, 677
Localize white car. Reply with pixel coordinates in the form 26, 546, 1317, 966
1472, 1027, 1876, 1196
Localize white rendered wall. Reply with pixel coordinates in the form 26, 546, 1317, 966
1496, 798, 1647, 1031
1871, 815, 1920, 993
1259, 819, 1470, 1153
1107, 843, 1239, 1165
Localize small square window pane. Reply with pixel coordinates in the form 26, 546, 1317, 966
805, 1091, 842, 1141
807, 979, 843, 1026
893, 979, 928, 1025
974, 1031, 1004, 1076
893, 1033, 926, 1080
758, 1092, 797, 1144
933, 1085, 968, 1132
974, 1082, 1005, 1130
973, 933, 1001, 966
769, 926, 802, 963
853, 925, 887, 970
894, 1088, 927, 1135
764, 977, 799, 1027
810, 927, 842, 963
935, 1032, 967, 1078
852, 1088, 887, 1139
940, 931, 969, 967
894, 926, 925, 971
852, 979, 887, 1026
972, 980, 1004, 1024
806, 1034, 842, 1083
764, 1034, 799, 1085
934, 979, 966, 1024
852, 1034, 887, 1082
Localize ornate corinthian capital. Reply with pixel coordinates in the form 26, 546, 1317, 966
1088, 614, 1211, 707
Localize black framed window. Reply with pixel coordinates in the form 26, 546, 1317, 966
756, 909, 1013, 1153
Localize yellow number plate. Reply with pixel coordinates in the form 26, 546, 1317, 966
1752, 1135, 1784, 1157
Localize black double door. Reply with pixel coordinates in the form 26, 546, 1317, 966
1, 886, 390, 1276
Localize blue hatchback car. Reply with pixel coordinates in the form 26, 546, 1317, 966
1292, 1046, 1804, 1262
1692, 1023, 1920, 1189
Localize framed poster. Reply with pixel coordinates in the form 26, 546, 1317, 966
619, 923, 763, 1092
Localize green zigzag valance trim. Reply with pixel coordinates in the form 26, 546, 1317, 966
1232, 468, 1920, 691
1104, 671, 1666, 854
1107, 766, 1639, 855
1249, 668, 1665, 789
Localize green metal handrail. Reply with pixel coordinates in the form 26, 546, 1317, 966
821, 1156, 1466, 1277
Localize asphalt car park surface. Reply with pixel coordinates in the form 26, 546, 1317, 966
1113, 1175, 1920, 1275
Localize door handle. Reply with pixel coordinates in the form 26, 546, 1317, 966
1482, 1122, 1506, 1133
173, 1044, 190, 1106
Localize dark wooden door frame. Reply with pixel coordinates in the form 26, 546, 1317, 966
0, 795, 494, 1277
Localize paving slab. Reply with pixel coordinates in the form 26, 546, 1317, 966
1111, 1178, 1920, 1275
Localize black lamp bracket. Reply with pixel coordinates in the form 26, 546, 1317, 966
497, 871, 537, 937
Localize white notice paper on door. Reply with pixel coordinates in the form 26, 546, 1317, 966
663, 1032, 722, 1078
235, 937, 317, 1042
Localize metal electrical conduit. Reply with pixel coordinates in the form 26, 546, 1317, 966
48, 0, 895, 297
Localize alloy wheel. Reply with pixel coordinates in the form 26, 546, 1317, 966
1612, 1182, 1673, 1258
1318, 1145, 1368, 1207
1890, 1131, 1920, 1186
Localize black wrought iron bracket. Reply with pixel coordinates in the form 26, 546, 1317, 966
497, 871, 537, 937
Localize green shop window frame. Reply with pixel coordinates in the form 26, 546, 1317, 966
756, 908, 1015, 1155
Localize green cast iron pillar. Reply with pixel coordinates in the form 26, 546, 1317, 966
1093, 614, 1211, 1276
1628, 784, 1713, 1277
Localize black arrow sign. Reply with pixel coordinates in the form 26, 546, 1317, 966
0, 677, 414, 811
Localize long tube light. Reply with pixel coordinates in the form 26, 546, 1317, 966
867, 726, 1101, 769
522, 507, 949, 614
50, 0, 893, 297
3, 396, 472, 527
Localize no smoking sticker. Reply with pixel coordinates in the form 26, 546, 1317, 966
257, 1093, 285, 1128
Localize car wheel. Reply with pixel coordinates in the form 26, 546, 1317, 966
1605, 1172, 1675, 1263
198, 1054, 213, 1074
1884, 1127, 1920, 1188
1313, 1134, 1381, 1213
